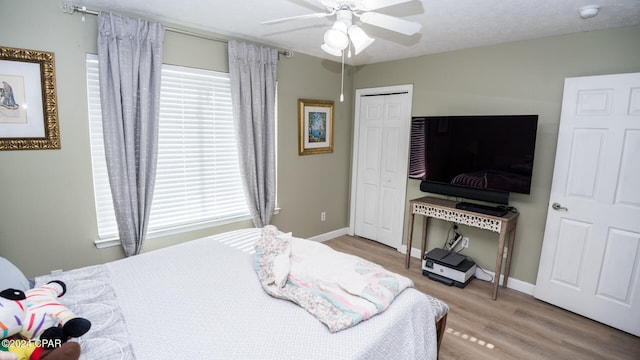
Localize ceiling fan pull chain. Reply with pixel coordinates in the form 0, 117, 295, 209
340, 50, 345, 102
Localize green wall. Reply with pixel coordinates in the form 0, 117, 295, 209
353, 25, 640, 284
0, 0, 353, 277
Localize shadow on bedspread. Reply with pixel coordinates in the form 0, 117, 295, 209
35, 266, 136, 360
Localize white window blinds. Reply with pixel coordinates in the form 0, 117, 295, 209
86, 54, 249, 242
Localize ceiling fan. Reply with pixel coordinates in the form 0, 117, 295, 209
262, 0, 422, 57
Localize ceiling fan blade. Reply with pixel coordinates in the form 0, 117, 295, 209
359, 11, 421, 35
261, 12, 332, 25
318, 0, 341, 10
357, 0, 413, 11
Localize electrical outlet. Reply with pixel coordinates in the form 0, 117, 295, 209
321, 211, 326, 221
461, 237, 469, 248
503, 247, 508, 258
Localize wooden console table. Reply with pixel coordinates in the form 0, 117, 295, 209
405, 196, 519, 300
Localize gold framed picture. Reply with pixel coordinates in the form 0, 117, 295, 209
0, 46, 60, 150
298, 98, 334, 155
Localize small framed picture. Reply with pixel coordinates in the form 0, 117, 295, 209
0, 46, 60, 150
298, 98, 334, 155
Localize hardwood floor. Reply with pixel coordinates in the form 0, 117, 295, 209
324, 235, 640, 360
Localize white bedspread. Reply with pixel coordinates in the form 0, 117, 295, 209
35, 228, 437, 360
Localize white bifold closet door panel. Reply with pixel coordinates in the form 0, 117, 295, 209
351, 86, 412, 250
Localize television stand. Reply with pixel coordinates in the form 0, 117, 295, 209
455, 201, 508, 217
405, 196, 519, 300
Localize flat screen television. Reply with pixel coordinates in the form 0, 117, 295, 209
409, 115, 538, 207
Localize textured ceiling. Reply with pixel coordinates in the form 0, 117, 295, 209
73, 0, 640, 65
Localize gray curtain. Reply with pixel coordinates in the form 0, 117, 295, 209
97, 12, 164, 256
228, 40, 279, 227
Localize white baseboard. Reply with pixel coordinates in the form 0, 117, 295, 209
475, 268, 536, 296
309, 227, 349, 242
400, 245, 535, 296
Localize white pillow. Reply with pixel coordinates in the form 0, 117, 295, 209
272, 250, 290, 288
0, 257, 30, 291
272, 233, 292, 288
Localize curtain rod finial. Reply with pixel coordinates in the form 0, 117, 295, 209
61, 0, 75, 14
278, 50, 293, 59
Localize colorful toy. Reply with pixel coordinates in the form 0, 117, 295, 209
0, 281, 90, 360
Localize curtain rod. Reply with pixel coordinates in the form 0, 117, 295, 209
63, 4, 293, 58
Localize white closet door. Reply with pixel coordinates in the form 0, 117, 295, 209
534, 72, 640, 336
351, 86, 412, 250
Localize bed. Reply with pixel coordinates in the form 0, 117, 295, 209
20, 228, 447, 360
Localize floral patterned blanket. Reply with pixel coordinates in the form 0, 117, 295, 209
254, 225, 414, 332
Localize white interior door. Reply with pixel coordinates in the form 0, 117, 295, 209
350, 86, 412, 249
534, 72, 640, 336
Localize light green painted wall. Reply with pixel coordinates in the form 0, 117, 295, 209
354, 25, 640, 284
274, 56, 354, 238
0, 0, 353, 277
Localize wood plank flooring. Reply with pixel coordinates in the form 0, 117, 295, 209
324, 235, 640, 360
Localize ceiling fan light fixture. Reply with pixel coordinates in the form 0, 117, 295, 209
321, 43, 343, 56
348, 25, 375, 55
324, 21, 349, 50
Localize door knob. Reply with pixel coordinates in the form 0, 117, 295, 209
552, 202, 568, 211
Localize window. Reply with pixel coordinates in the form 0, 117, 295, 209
86, 55, 249, 244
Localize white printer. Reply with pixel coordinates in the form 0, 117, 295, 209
422, 248, 476, 288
